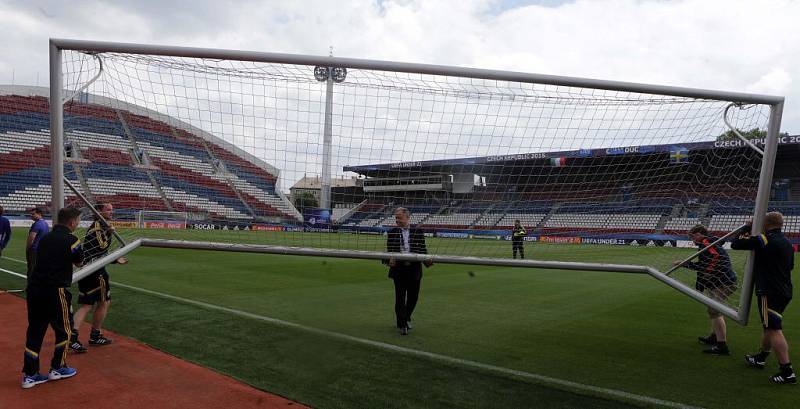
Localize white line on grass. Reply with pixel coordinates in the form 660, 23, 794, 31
0, 267, 26, 279
1, 256, 27, 264
111, 280, 702, 409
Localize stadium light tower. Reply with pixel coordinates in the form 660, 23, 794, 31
314, 49, 347, 210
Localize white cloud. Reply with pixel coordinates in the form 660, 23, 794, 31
746, 67, 792, 96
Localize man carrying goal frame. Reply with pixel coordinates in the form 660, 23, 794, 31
674, 225, 737, 356
732, 212, 796, 384
70, 203, 128, 353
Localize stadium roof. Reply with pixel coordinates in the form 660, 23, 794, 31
344, 135, 800, 176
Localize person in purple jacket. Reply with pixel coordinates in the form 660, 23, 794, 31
26, 208, 49, 279
0, 206, 11, 258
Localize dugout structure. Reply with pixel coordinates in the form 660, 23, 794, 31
47, 38, 784, 325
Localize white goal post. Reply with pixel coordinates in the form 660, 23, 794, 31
48, 38, 784, 325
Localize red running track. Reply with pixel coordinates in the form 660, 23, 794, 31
0, 293, 307, 409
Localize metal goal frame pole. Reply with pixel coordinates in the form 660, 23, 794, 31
49, 42, 64, 221
737, 101, 784, 325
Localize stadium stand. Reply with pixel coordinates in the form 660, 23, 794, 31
708, 214, 751, 233
493, 213, 547, 228
663, 217, 702, 234
3, 88, 798, 243
0, 89, 301, 222
421, 212, 482, 228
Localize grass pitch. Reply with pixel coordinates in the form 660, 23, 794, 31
1, 227, 797, 408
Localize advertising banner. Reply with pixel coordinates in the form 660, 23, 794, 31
539, 236, 582, 244
303, 208, 332, 230
143, 221, 186, 229
252, 224, 285, 232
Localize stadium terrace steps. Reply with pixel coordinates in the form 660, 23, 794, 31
341, 203, 388, 227
82, 148, 135, 165
1, 94, 298, 221
70, 164, 96, 205
708, 215, 751, 233
421, 213, 482, 227
494, 213, 547, 228
0, 185, 59, 212
0, 145, 50, 173
0, 94, 49, 114
160, 185, 251, 219
117, 110, 176, 213
0, 177, 82, 212
663, 217, 701, 234
93, 194, 172, 212
0, 130, 50, 153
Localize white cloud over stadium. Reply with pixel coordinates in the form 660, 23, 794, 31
1, 1, 797, 130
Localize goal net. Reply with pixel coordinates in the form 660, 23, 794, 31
40, 40, 784, 324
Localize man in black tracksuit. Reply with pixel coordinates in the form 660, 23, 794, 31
676, 224, 737, 355
21, 207, 83, 389
732, 212, 795, 384
512, 220, 527, 259
70, 203, 127, 352
385, 207, 432, 335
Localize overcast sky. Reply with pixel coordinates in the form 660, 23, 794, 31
1, 0, 798, 192
2, 0, 798, 127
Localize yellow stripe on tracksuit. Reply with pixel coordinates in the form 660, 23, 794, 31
100, 276, 108, 302
58, 288, 71, 367
25, 348, 39, 358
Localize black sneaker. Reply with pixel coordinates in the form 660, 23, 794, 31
745, 354, 767, 369
69, 340, 88, 353
770, 372, 797, 384
88, 335, 112, 346
698, 334, 717, 345
703, 344, 730, 356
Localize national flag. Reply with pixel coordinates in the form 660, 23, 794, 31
669, 147, 689, 164
549, 157, 566, 167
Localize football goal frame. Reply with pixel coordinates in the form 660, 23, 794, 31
48, 38, 784, 325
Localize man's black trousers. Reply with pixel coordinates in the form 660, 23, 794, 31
512, 240, 524, 259
23, 286, 72, 375
392, 274, 421, 329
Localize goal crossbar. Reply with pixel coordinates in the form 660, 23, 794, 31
50, 38, 783, 105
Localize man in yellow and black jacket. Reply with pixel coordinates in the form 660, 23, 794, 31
732, 212, 795, 384
22, 207, 83, 389
512, 220, 527, 259
70, 203, 127, 353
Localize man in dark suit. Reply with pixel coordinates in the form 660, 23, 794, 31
386, 207, 433, 335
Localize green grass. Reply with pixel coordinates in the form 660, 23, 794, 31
1, 227, 798, 408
